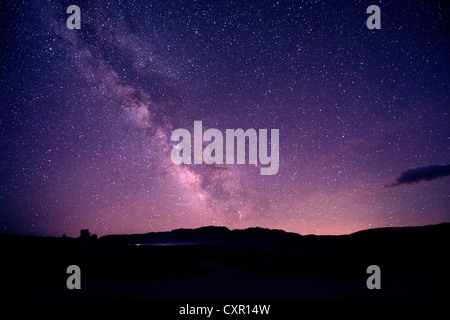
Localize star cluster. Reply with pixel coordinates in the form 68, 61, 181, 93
0, 0, 449, 236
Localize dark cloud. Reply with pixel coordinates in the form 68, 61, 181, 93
388, 164, 450, 187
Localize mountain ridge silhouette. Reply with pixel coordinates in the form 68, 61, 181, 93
1, 222, 449, 300
97, 222, 450, 247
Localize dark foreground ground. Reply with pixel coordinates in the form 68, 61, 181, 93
0, 223, 449, 300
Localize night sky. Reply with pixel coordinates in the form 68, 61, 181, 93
1, 0, 449, 237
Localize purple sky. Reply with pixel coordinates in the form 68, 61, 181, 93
1, 0, 449, 237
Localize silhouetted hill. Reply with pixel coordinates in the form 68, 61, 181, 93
99, 225, 302, 245
1, 222, 449, 300
99, 223, 450, 248
348, 222, 449, 247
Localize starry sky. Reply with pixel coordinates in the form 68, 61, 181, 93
1, 0, 449, 237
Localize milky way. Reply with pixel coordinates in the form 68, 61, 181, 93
1, 0, 449, 236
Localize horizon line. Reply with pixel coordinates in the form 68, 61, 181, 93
2, 221, 449, 239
